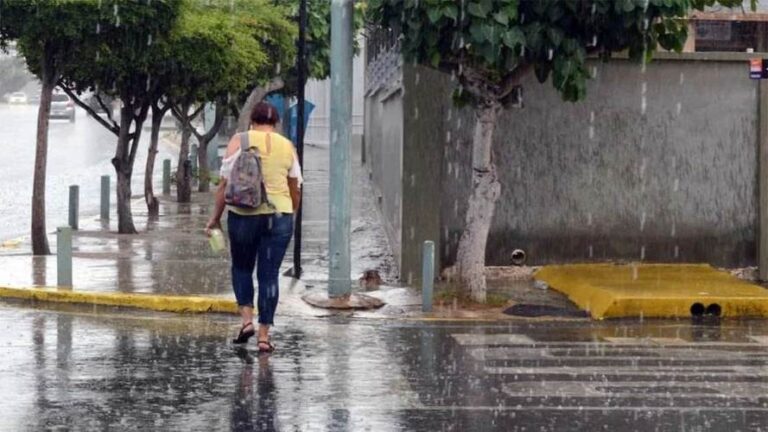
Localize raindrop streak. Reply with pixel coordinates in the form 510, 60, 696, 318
588, 245, 594, 258
640, 246, 646, 260
674, 245, 680, 258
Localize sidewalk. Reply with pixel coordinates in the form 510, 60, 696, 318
0, 144, 419, 318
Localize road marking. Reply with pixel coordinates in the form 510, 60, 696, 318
485, 365, 768, 377
451, 334, 535, 346
502, 381, 768, 399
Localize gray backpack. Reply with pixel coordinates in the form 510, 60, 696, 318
224, 132, 274, 211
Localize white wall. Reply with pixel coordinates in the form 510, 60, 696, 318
303, 37, 365, 146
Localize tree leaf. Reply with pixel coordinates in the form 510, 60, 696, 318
427, 8, 443, 24
430, 51, 441, 67
443, 5, 458, 21
467, 2, 487, 18
502, 28, 525, 49
493, 12, 509, 25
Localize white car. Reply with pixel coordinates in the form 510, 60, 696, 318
8, 92, 27, 104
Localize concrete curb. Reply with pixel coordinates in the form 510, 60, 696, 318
0, 286, 238, 314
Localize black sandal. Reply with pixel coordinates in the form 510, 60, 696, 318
257, 340, 275, 353
232, 322, 255, 344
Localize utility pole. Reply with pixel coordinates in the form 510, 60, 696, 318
293, 0, 308, 279
328, 0, 354, 297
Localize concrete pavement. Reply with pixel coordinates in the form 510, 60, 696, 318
1, 302, 767, 431
0, 143, 416, 318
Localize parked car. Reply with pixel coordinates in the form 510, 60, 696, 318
8, 92, 27, 104
50, 93, 75, 122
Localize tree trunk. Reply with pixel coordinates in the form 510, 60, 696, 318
176, 108, 192, 203
456, 100, 502, 303
31, 59, 55, 255
144, 106, 165, 218
237, 77, 284, 132
197, 103, 226, 193
113, 104, 137, 234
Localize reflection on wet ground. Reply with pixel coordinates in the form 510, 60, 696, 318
1, 302, 767, 431
0, 143, 398, 296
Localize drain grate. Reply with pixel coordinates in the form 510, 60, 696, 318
503, 304, 589, 318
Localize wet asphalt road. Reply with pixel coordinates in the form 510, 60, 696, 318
1, 302, 768, 431
0, 103, 176, 242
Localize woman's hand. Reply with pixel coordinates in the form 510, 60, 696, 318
205, 218, 221, 237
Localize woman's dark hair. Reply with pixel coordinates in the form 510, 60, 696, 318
250, 101, 280, 126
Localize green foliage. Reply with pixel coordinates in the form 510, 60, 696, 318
0, 1, 102, 85
52, 0, 181, 111
163, 0, 293, 108
369, 0, 755, 104
275, 0, 365, 95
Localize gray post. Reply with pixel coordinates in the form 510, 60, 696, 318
57, 226, 72, 287
100, 175, 110, 221
328, 0, 354, 297
162, 159, 171, 195
68, 185, 79, 230
422, 241, 435, 312
760, 80, 768, 280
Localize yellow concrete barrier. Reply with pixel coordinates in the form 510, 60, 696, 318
0, 286, 238, 314
536, 264, 768, 319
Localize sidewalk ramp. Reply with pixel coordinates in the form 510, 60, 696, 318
536, 264, 768, 319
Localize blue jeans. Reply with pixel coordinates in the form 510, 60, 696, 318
227, 211, 293, 325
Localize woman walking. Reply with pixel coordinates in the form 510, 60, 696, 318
206, 102, 302, 353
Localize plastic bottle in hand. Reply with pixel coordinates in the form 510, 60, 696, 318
209, 228, 226, 252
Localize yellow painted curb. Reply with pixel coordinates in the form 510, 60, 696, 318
0, 286, 238, 314
536, 263, 768, 320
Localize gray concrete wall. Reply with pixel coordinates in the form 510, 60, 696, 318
366, 53, 760, 281
364, 84, 404, 268
436, 58, 759, 268
400, 66, 445, 284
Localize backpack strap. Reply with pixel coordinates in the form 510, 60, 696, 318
240, 131, 250, 152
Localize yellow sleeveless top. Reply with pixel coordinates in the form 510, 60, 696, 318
226, 130, 297, 215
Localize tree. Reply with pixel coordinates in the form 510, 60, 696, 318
57, 1, 181, 234
0, 1, 100, 254
235, 0, 365, 131
369, 0, 753, 302
165, 0, 294, 202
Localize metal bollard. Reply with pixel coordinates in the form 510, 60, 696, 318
162, 159, 171, 195
422, 240, 435, 312
190, 145, 199, 187
100, 176, 110, 220
68, 185, 79, 230
57, 226, 73, 287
